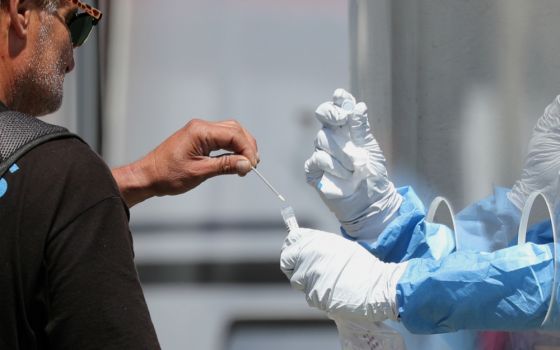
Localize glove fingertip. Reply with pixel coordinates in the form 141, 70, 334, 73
315, 102, 348, 127
353, 102, 368, 117
290, 278, 305, 291
279, 259, 294, 278
333, 88, 356, 107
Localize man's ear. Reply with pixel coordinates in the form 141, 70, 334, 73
8, 0, 32, 40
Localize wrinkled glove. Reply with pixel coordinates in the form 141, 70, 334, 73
280, 227, 408, 322
305, 89, 402, 240
508, 95, 560, 210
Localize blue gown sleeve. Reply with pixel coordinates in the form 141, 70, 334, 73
346, 186, 553, 263
394, 189, 557, 334
396, 242, 554, 333
440, 186, 552, 248
342, 186, 557, 335
343, 186, 457, 263
455, 187, 521, 252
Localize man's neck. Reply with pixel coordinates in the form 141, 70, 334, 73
0, 52, 15, 111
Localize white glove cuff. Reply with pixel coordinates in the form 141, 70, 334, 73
341, 184, 403, 241
386, 261, 408, 321
506, 184, 525, 211
364, 260, 408, 322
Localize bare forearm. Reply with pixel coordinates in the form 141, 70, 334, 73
112, 156, 158, 208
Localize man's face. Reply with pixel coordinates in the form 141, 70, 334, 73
10, 1, 76, 116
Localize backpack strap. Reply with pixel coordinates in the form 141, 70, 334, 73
0, 111, 82, 178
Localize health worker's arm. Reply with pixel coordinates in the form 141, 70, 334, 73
398, 242, 554, 333
350, 186, 457, 263
304, 89, 403, 242
305, 89, 456, 263
111, 119, 259, 207
281, 226, 556, 334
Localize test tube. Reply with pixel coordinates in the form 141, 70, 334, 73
281, 206, 299, 231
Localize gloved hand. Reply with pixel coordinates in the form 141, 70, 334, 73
305, 89, 402, 239
280, 227, 408, 322
508, 95, 560, 210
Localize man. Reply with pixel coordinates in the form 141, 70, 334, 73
280, 89, 560, 338
0, 0, 258, 348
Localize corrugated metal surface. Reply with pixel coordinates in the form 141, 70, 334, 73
350, 0, 560, 209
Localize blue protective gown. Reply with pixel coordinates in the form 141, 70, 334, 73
344, 186, 557, 335
342, 186, 457, 262
397, 242, 554, 333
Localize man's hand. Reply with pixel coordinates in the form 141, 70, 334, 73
112, 119, 259, 207
280, 227, 407, 322
305, 89, 402, 240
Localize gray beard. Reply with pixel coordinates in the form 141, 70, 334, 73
9, 16, 66, 117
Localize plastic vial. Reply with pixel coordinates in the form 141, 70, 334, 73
281, 206, 299, 231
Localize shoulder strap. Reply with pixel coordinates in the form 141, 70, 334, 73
0, 110, 81, 178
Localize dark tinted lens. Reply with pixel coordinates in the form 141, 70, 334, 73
69, 14, 94, 47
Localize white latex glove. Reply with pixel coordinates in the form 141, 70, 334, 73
305, 89, 402, 240
508, 95, 560, 210
280, 227, 408, 323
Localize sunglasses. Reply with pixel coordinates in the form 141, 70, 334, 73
65, 0, 103, 47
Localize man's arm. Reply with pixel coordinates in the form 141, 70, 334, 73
111, 119, 259, 207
